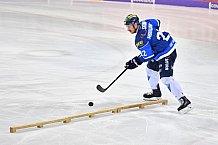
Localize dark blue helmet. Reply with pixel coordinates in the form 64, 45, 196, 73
124, 14, 139, 25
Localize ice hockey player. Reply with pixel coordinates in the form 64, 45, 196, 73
124, 14, 192, 113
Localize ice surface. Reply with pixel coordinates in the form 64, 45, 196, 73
0, 0, 218, 145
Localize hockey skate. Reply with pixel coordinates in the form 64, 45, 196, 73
178, 96, 192, 114
143, 87, 162, 101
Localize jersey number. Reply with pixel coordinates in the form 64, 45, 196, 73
141, 50, 147, 57
156, 32, 170, 41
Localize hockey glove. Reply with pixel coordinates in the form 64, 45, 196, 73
125, 56, 143, 70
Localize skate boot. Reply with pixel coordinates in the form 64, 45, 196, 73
178, 96, 192, 114
143, 85, 162, 101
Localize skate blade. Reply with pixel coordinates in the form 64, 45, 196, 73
143, 97, 162, 101
178, 104, 193, 114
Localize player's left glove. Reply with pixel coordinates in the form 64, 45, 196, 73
125, 56, 143, 70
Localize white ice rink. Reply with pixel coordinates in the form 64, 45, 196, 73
1, 0, 218, 144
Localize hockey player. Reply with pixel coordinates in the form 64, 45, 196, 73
124, 14, 192, 113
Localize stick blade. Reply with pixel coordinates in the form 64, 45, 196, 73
96, 85, 105, 92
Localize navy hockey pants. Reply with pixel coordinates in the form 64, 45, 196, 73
147, 49, 177, 78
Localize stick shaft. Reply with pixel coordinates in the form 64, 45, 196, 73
104, 68, 127, 91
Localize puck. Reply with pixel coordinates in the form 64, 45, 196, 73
88, 102, 94, 106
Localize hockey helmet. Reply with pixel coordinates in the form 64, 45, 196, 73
124, 14, 139, 25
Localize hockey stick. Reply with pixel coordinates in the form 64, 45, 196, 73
96, 68, 128, 93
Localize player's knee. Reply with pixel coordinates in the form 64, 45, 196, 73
161, 77, 173, 85
146, 67, 159, 77
146, 67, 152, 76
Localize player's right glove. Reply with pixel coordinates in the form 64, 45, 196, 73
125, 56, 143, 70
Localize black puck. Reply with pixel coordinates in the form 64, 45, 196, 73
88, 102, 94, 106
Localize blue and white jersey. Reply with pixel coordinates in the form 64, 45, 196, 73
144, 19, 160, 30
135, 19, 176, 62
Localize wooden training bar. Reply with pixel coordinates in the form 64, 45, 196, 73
10, 99, 168, 133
